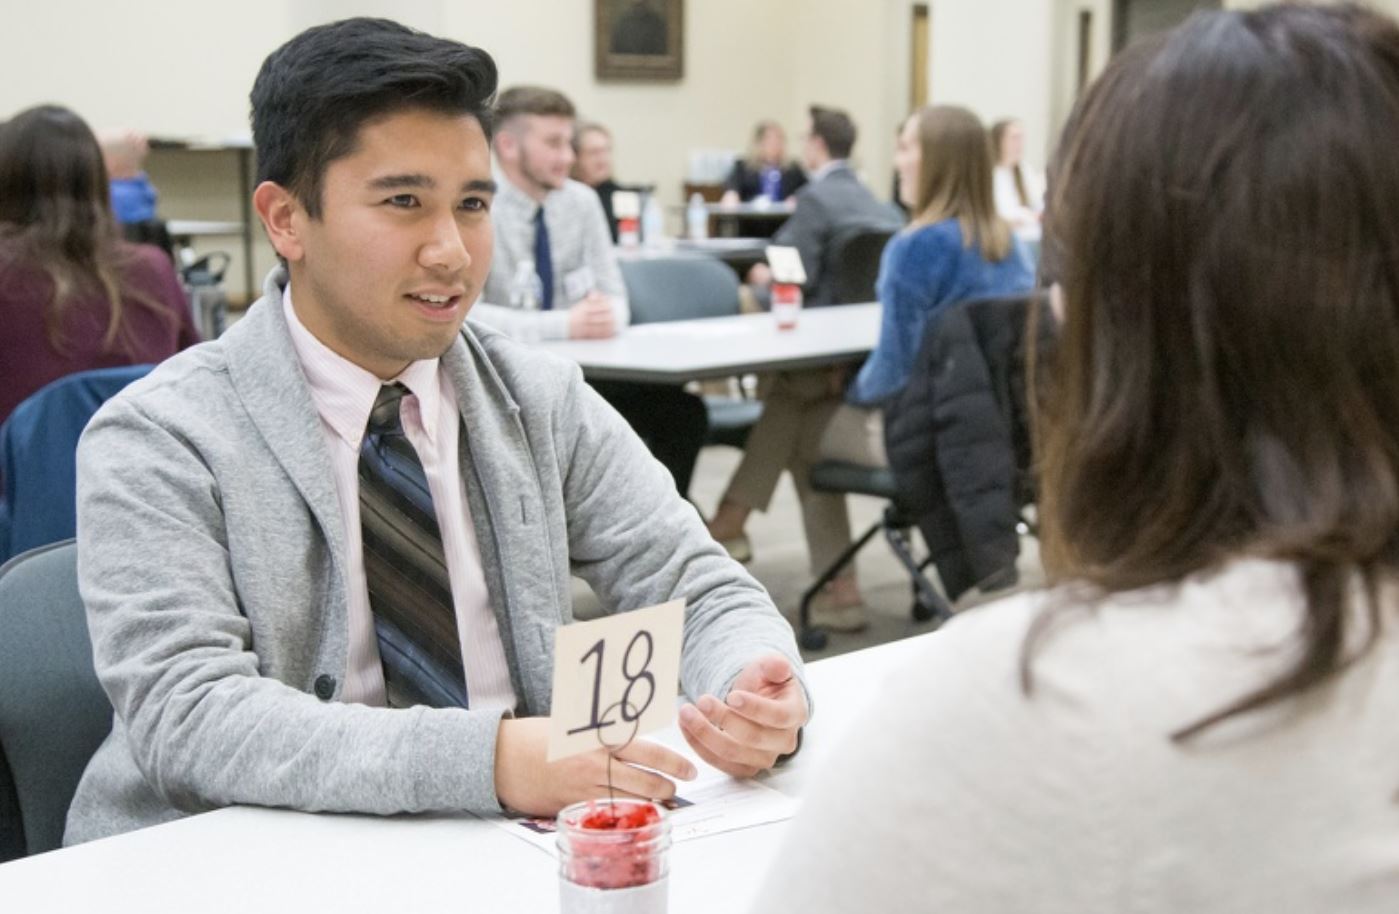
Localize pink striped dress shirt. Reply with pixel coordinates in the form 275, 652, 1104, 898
282, 286, 517, 711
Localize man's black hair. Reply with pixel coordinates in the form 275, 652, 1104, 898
250, 17, 498, 218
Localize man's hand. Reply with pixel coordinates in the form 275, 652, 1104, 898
567, 293, 618, 339
494, 717, 697, 817
745, 262, 773, 287
679, 653, 808, 779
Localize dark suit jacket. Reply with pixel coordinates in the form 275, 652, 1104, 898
772, 164, 905, 306
724, 160, 807, 203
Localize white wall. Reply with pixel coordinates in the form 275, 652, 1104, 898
0, 0, 916, 299
927, 0, 1058, 172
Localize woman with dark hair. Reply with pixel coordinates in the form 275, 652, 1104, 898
0, 105, 198, 426
752, 5, 1399, 911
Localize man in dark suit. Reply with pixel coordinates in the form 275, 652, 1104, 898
754, 106, 904, 306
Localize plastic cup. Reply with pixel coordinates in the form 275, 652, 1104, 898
772, 282, 803, 330
557, 799, 671, 913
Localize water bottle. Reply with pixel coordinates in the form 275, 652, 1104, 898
510, 258, 542, 311
760, 166, 782, 202
641, 193, 666, 246
686, 193, 708, 241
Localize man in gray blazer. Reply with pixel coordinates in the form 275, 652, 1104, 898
761, 105, 904, 306
66, 18, 808, 846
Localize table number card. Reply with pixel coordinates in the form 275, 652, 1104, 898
765, 245, 808, 285
547, 600, 685, 761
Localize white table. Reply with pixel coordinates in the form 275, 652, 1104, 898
615, 237, 769, 262
539, 302, 880, 384
165, 220, 245, 238
0, 634, 932, 913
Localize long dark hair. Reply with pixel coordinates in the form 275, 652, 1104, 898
0, 105, 167, 353
1032, 3, 1399, 738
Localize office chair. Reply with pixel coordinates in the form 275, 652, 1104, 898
797, 292, 1051, 650
827, 228, 896, 305
0, 540, 113, 859
619, 256, 763, 448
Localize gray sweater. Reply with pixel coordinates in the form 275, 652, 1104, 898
66, 269, 804, 845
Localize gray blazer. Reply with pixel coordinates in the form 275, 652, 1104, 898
774, 164, 904, 306
66, 269, 804, 845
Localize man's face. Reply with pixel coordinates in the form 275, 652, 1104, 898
286, 108, 495, 379
574, 129, 613, 187
514, 114, 576, 193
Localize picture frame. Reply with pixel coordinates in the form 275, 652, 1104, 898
595, 0, 684, 81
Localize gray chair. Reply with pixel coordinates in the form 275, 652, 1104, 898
619, 256, 763, 448
0, 540, 113, 859
620, 255, 744, 324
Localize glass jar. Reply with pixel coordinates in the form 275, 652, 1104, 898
557, 798, 671, 913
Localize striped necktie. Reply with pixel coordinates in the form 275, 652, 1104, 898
358, 383, 469, 708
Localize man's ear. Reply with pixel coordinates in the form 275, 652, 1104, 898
493, 129, 515, 164
253, 181, 307, 263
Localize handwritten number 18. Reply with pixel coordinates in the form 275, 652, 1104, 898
566, 630, 656, 735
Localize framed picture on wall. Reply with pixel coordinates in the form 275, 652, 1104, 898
595, 0, 684, 81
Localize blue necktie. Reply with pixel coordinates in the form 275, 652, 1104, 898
358, 383, 469, 709
534, 207, 554, 311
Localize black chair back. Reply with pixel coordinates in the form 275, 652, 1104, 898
120, 219, 175, 261
828, 228, 895, 304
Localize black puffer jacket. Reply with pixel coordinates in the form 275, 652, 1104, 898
883, 293, 1053, 601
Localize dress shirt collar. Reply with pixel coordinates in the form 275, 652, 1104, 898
810, 159, 850, 183
494, 167, 549, 220
282, 283, 442, 448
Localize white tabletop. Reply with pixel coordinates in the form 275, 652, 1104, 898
706, 201, 796, 219
615, 238, 769, 262
539, 302, 880, 383
0, 634, 933, 913
165, 220, 245, 237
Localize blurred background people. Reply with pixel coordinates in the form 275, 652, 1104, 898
479, 86, 707, 497
721, 120, 807, 205
98, 128, 158, 226
572, 121, 645, 244
755, 6, 1399, 911
990, 118, 1044, 230
746, 106, 903, 301
0, 105, 198, 427
709, 103, 1030, 631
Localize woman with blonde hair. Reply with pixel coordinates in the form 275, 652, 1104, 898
720, 120, 806, 205
0, 105, 198, 425
754, 4, 1399, 911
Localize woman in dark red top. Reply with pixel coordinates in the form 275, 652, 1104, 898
0, 105, 199, 427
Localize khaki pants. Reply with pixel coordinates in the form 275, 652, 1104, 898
721, 370, 885, 576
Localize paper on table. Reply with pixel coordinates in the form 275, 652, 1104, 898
490, 767, 798, 856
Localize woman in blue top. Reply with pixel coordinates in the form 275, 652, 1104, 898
846, 105, 1035, 407
806, 105, 1033, 630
